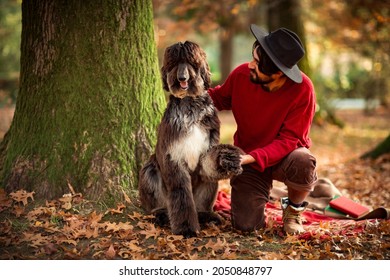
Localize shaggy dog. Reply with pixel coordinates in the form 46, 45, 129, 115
138, 41, 243, 237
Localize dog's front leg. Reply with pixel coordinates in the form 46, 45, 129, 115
163, 165, 200, 237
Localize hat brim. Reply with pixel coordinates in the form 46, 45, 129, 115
250, 24, 303, 83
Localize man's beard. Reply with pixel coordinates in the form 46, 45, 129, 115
250, 69, 274, 85
250, 70, 275, 92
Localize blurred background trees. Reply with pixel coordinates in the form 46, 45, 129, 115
153, 0, 388, 119
1, 0, 389, 152
0, 0, 21, 106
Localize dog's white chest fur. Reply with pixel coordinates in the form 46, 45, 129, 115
170, 124, 209, 171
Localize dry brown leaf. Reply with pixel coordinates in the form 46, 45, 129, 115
22, 232, 50, 248
118, 250, 132, 259
105, 244, 116, 259
88, 211, 103, 228
0, 189, 12, 211
204, 238, 226, 252
221, 250, 237, 260
10, 190, 35, 206
58, 239, 78, 246
106, 203, 126, 215
67, 182, 76, 195
13, 205, 25, 217
117, 222, 133, 231
44, 243, 58, 255
121, 189, 132, 204
124, 240, 143, 252
59, 194, 72, 210
139, 223, 161, 239
103, 222, 119, 232
128, 211, 145, 221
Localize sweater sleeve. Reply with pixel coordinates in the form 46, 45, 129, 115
208, 68, 240, 111
248, 86, 315, 171
208, 85, 231, 111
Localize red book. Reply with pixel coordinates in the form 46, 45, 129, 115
329, 196, 370, 218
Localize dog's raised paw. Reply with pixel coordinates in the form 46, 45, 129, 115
217, 145, 243, 176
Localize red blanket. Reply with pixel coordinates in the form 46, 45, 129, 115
214, 191, 334, 223
214, 191, 372, 239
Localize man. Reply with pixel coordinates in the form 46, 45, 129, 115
208, 24, 318, 234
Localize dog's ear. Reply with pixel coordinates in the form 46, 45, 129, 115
200, 61, 211, 90
161, 45, 176, 92
161, 65, 169, 92
185, 41, 211, 90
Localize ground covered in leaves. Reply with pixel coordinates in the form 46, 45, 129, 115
0, 109, 389, 260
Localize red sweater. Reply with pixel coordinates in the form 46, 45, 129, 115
208, 63, 316, 172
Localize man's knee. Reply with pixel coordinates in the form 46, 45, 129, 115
285, 148, 317, 186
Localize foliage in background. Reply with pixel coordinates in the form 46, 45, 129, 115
0, 0, 20, 79
308, 0, 390, 109
0, 0, 21, 105
153, 0, 263, 84
2, 0, 389, 108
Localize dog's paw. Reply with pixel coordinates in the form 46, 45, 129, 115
217, 144, 243, 177
179, 229, 198, 239
198, 211, 223, 225
174, 225, 198, 238
152, 208, 170, 227
172, 220, 200, 238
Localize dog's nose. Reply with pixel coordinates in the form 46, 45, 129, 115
177, 63, 189, 82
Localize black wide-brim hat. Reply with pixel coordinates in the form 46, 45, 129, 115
250, 24, 305, 83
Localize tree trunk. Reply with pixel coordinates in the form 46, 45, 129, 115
219, 28, 234, 84
266, 0, 311, 77
361, 133, 390, 159
0, 0, 165, 201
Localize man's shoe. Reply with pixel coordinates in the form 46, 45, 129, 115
280, 197, 308, 234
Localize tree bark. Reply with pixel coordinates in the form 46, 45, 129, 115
266, 0, 311, 77
219, 28, 234, 83
361, 133, 390, 159
0, 0, 165, 201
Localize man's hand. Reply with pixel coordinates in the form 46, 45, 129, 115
240, 154, 255, 165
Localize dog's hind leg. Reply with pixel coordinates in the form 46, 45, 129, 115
138, 154, 166, 213
193, 180, 222, 225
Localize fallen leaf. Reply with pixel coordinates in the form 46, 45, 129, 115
88, 211, 103, 228
13, 205, 25, 217
0, 189, 12, 211
59, 194, 72, 210
10, 190, 35, 206
67, 181, 76, 195
139, 223, 161, 239
58, 239, 78, 246
106, 203, 126, 215
44, 243, 58, 255
128, 211, 145, 221
121, 189, 132, 204
124, 240, 143, 252
105, 244, 116, 259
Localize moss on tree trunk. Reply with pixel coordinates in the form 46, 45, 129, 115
0, 0, 165, 201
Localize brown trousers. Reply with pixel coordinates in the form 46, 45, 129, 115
230, 147, 318, 232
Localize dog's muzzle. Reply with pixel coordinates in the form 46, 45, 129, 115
177, 63, 189, 90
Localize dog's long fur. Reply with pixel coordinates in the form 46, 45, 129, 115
138, 41, 242, 237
